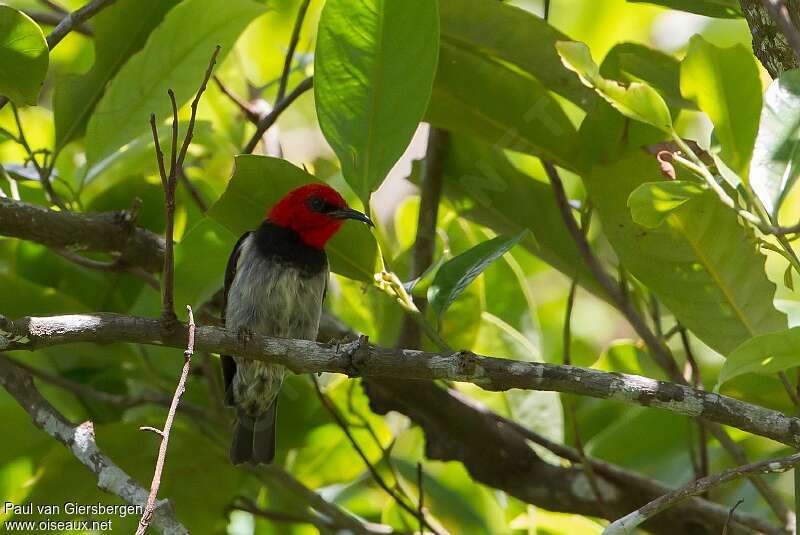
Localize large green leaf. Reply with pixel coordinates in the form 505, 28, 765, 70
440, 137, 598, 294
438, 0, 595, 109
314, 0, 439, 205
54, 0, 180, 151
680, 36, 762, 178
557, 41, 672, 132
428, 231, 525, 319
627, 0, 742, 18
588, 153, 786, 354
628, 181, 705, 229
427, 43, 580, 171
750, 69, 800, 217
0, 6, 48, 106
84, 0, 264, 165
717, 327, 800, 388
208, 155, 377, 281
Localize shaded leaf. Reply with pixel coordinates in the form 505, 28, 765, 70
556, 41, 672, 132
588, 152, 786, 354
0, 6, 48, 106
438, 0, 595, 109
428, 43, 580, 171
750, 69, 800, 217
680, 35, 761, 178
315, 0, 439, 205
627, 0, 742, 18
628, 180, 705, 228
717, 327, 800, 388
428, 231, 526, 318
208, 155, 377, 281
54, 0, 180, 150
85, 0, 265, 165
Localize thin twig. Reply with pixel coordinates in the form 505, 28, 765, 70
761, 0, 800, 61
10, 104, 65, 209
38, 0, 69, 15
49, 247, 160, 289
311, 376, 446, 535
231, 498, 327, 530
605, 451, 800, 534
24, 10, 93, 35
277, 0, 312, 103
213, 75, 260, 123
723, 500, 745, 535
242, 76, 314, 154
416, 462, 424, 535
135, 305, 196, 535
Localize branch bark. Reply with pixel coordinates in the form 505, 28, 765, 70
3, 312, 800, 453
741, 0, 800, 76
0, 354, 188, 535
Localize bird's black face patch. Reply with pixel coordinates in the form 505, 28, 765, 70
305, 195, 336, 214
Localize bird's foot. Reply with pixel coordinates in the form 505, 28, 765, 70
237, 326, 255, 345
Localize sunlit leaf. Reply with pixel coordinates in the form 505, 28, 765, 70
750, 69, 800, 217
0, 6, 48, 106
428, 231, 526, 318
315, 0, 439, 205
628, 180, 705, 228
627, 0, 742, 18
680, 36, 761, 178
556, 41, 672, 132
85, 0, 265, 165
717, 327, 800, 388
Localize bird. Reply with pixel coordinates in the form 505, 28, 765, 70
221, 182, 373, 465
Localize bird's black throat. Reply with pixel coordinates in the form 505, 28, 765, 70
253, 221, 327, 276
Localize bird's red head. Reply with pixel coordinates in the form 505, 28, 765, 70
267, 183, 373, 249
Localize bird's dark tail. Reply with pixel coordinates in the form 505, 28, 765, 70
230, 401, 277, 465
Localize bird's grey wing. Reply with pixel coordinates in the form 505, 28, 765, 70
221, 231, 252, 406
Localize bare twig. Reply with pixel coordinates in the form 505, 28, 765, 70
10, 104, 65, 209
50, 247, 160, 290
231, 498, 328, 530
605, 452, 800, 534
152, 46, 220, 323
213, 76, 260, 123
311, 376, 446, 535
38, 0, 69, 15
242, 76, 314, 154
24, 10, 93, 35
276, 0, 312, 103
0, 355, 188, 534
135, 306, 196, 535
724, 500, 746, 535
761, 0, 800, 61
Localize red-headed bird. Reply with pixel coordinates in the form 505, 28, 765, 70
222, 183, 373, 464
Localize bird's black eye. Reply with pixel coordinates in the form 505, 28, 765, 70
307, 196, 325, 212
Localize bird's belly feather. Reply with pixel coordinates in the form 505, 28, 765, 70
225, 237, 327, 415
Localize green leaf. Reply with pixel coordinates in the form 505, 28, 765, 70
556, 41, 672, 132
628, 180, 705, 228
85, 0, 265, 165
427, 43, 580, 171
441, 137, 600, 295
680, 35, 762, 178
315, 0, 439, 205
750, 69, 800, 217
627, 0, 742, 18
0, 6, 48, 106
601, 42, 696, 113
588, 152, 786, 354
53, 0, 180, 151
208, 155, 377, 281
717, 327, 800, 388
428, 231, 526, 318
438, 0, 595, 109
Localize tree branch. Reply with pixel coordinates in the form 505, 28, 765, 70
740, 0, 800, 76
606, 451, 800, 534
3, 312, 800, 454
241, 76, 314, 154
0, 198, 165, 273
0, 354, 188, 535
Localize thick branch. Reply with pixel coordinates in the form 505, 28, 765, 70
741, 0, 800, 76
0, 355, 187, 535
0, 198, 165, 273
3, 312, 800, 453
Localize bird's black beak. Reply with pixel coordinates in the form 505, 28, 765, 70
330, 207, 374, 227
